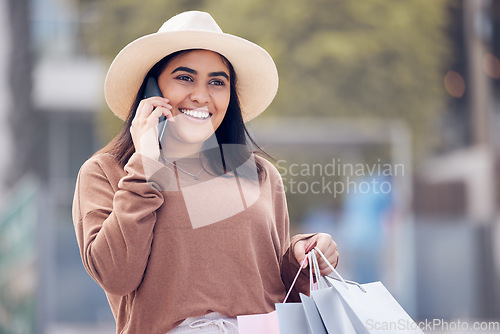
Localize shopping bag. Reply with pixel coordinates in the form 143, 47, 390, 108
275, 251, 330, 334
238, 256, 311, 334
237, 310, 280, 334
275, 303, 310, 334
300, 293, 328, 334
310, 286, 356, 333
313, 247, 424, 334
274, 255, 318, 334
325, 277, 423, 334
305, 247, 355, 334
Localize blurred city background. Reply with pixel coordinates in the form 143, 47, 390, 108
0, 0, 499, 333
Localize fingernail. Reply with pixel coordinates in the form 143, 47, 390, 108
300, 257, 308, 268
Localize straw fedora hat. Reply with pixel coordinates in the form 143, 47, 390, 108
104, 11, 278, 122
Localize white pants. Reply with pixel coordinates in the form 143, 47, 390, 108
168, 312, 239, 334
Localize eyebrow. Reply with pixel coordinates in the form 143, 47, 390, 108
172, 66, 229, 80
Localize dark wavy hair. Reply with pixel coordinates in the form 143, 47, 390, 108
99, 49, 270, 181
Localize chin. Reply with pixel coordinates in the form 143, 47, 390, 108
178, 130, 215, 145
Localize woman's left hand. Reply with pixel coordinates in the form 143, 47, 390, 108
294, 233, 339, 276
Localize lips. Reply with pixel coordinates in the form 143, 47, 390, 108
179, 107, 211, 120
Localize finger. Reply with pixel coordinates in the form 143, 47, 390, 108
318, 249, 339, 274
136, 99, 171, 119
146, 97, 171, 111
315, 240, 336, 263
149, 108, 164, 124
320, 267, 333, 276
147, 101, 172, 115
316, 253, 336, 274
147, 107, 174, 128
321, 243, 337, 262
317, 246, 337, 267
315, 233, 336, 250
305, 240, 318, 254
143, 96, 170, 104
293, 240, 310, 269
162, 107, 175, 123
302, 238, 321, 267
134, 100, 149, 120
313, 234, 337, 271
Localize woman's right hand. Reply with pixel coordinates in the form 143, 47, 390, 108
130, 97, 173, 160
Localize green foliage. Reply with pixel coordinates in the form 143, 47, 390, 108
79, 0, 451, 157
205, 0, 450, 157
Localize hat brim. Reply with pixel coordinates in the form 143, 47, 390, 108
104, 30, 278, 122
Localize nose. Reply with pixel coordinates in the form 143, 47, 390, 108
190, 82, 210, 104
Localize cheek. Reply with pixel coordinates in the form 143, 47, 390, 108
160, 83, 185, 105
164, 92, 182, 106
215, 102, 229, 124
213, 91, 231, 111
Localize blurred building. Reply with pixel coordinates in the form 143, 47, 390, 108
0, 0, 112, 333
30, 0, 113, 331
413, 0, 500, 322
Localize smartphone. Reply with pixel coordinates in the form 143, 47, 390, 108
143, 76, 168, 147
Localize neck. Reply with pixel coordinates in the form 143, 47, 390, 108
160, 133, 219, 160
160, 141, 203, 160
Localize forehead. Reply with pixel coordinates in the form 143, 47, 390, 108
165, 49, 230, 72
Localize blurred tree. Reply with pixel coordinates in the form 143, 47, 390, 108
76, 0, 450, 158
7, 0, 45, 187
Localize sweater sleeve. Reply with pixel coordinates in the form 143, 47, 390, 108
281, 234, 318, 302
265, 158, 317, 302
72, 153, 168, 296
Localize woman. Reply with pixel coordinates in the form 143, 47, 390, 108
72, 11, 339, 334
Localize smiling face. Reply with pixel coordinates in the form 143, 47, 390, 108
157, 49, 231, 155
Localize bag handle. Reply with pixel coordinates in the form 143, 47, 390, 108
283, 245, 364, 303
313, 246, 367, 293
283, 246, 344, 303
313, 246, 349, 288
310, 250, 327, 291
283, 256, 309, 303
309, 251, 322, 291
283, 251, 326, 303
309, 252, 314, 291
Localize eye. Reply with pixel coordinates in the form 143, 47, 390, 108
176, 75, 193, 82
209, 79, 226, 86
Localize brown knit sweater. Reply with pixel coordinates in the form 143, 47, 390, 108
72, 152, 312, 333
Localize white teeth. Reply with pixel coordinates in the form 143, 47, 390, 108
180, 108, 210, 119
